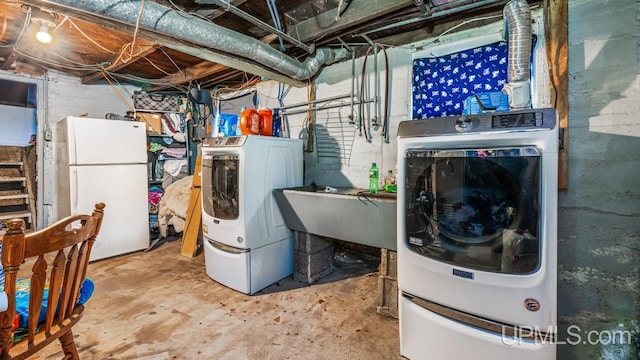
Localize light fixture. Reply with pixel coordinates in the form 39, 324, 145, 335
35, 25, 52, 44
30, 9, 57, 45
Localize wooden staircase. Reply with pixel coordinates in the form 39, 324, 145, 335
0, 156, 36, 233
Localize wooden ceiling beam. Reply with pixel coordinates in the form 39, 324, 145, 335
286, 0, 414, 43
150, 62, 230, 91
81, 39, 157, 84
24, 0, 305, 87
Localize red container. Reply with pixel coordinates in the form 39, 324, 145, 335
258, 109, 273, 136
239, 108, 261, 135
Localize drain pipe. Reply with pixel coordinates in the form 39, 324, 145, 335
502, 0, 532, 109
32, 0, 348, 81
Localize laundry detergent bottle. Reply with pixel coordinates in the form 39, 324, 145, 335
369, 162, 379, 194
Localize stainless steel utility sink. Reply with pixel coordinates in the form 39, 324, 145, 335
273, 186, 397, 251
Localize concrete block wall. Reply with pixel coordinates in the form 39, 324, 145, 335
556, 0, 640, 359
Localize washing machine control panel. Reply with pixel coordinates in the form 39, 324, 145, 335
202, 136, 247, 148
455, 111, 545, 133
491, 111, 544, 129
398, 108, 556, 137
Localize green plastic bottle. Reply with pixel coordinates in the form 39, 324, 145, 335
369, 162, 379, 194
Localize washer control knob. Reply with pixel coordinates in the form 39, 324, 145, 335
455, 117, 475, 132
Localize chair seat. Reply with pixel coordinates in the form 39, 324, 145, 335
7, 278, 94, 330
9, 305, 84, 360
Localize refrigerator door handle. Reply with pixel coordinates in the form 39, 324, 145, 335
71, 168, 78, 210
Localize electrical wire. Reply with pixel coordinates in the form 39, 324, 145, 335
266, 0, 285, 52
13, 48, 98, 71
277, 82, 291, 138
63, 18, 117, 54
419, 13, 503, 50
129, 0, 145, 61
210, 77, 260, 100
141, 55, 175, 76
156, 47, 184, 74
102, 72, 135, 111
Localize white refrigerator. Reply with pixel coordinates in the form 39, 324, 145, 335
55, 116, 149, 261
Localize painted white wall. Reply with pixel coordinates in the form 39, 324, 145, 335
42, 70, 138, 225
0, 105, 36, 146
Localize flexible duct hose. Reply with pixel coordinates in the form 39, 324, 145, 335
503, 0, 532, 109
504, 0, 532, 83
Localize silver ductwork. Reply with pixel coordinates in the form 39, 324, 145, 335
502, 0, 532, 109
34, 0, 348, 81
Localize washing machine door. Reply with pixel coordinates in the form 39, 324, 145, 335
403, 146, 541, 274
202, 153, 239, 220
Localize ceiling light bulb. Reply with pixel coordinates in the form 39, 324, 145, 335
35, 25, 52, 44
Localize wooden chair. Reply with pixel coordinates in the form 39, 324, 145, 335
0, 203, 105, 360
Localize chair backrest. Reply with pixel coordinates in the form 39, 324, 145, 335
0, 203, 104, 359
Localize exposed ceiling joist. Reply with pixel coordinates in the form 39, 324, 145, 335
151, 62, 229, 91
26, 0, 307, 87
82, 39, 157, 84
2, 0, 523, 90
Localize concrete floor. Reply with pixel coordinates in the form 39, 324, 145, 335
37, 239, 400, 360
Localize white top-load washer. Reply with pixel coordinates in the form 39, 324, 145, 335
397, 108, 558, 360
201, 135, 303, 294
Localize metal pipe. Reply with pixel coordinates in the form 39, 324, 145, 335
362, 35, 376, 142
33, 0, 347, 81
282, 98, 374, 116
279, 94, 353, 110
206, 0, 315, 54
361, 0, 503, 36
336, 37, 356, 125
350, 50, 356, 124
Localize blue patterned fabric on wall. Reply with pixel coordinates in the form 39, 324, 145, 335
412, 41, 508, 119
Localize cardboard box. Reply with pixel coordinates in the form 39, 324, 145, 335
136, 112, 162, 134
463, 92, 509, 115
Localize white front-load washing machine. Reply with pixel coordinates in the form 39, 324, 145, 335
397, 108, 558, 359
201, 135, 303, 294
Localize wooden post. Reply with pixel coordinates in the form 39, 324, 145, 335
545, 0, 569, 189
181, 156, 202, 257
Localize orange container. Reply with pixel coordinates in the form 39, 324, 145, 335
239, 108, 261, 135
258, 108, 273, 136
